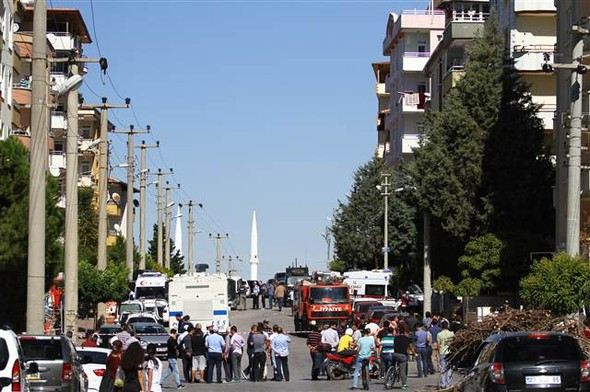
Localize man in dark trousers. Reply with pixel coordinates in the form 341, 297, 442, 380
306, 322, 324, 380
160, 329, 184, 388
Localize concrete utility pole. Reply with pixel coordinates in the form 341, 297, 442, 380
136, 140, 158, 270
223, 255, 239, 278
27, 0, 47, 333
150, 169, 173, 265
423, 212, 432, 314
112, 126, 150, 279
380, 173, 392, 270
320, 226, 331, 269
188, 201, 194, 275
566, 31, 584, 256
209, 233, 228, 274
164, 182, 180, 269
95, 97, 130, 270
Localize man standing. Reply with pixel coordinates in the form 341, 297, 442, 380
161, 329, 184, 389
179, 326, 193, 383
260, 282, 267, 309
274, 282, 285, 311
229, 326, 245, 382
413, 323, 429, 378
252, 282, 260, 309
437, 321, 454, 389
306, 322, 323, 381
429, 319, 442, 373
238, 283, 247, 311
115, 324, 131, 349
351, 329, 375, 390
267, 282, 275, 310
251, 325, 268, 382
393, 327, 414, 390
351, 323, 362, 343
223, 325, 234, 382
321, 322, 339, 351
205, 326, 226, 384
271, 327, 291, 382
191, 324, 206, 383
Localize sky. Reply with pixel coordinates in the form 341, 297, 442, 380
53, 0, 429, 280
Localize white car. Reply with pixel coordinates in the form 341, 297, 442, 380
76, 347, 111, 392
0, 328, 28, 392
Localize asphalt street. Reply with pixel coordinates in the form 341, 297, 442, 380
160, 306, 441, 391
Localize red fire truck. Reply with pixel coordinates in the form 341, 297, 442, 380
292, 280, 351, 332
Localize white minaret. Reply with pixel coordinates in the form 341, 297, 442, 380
174, 205, 183, 257
250, 211, 258, 280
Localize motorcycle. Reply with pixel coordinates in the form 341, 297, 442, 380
325, 351, 381, 380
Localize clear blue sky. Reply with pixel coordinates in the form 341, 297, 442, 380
55, 0, 428, 279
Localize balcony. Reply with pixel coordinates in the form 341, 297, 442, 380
49, 151, 66, 171
401, 92, 426, 113
78, 174, 93, 187
442, 13, 487, 47
46, 32, 78, 51
376, 82, 387, 96
442, 65, 465, 96
401, 134, 420, 155
514, 0, 555, 13
513, 45, 555, 72
51, 111, 67, 130
383, 10, 446, 55
403, 52, 430, 72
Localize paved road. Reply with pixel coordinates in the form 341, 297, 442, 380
161, 307, 441, 391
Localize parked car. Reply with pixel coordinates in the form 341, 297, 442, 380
125, 313, 159, 326
97, 324, 121, 349
378, 311, 409, 327
0, 327, 28, 392
461, 331, 590, 392
131, 323, 169, 359
365, 306, 396, 324
76, 347, 110, 392
19, 335, 87, 392
352, 300, 383, 325
117, 301, 145, 325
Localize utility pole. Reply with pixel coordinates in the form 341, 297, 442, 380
209, 233, 228, 274
27, 0, 47, 333
112, 125, 150, 279
380, 173, 392, 270
165, 182, 180, 269
223, 255, 239, 278
423, 212, 432, 314
136, 140, 158, 270
320, 226, 331, 269
94, 97, 131, 270
188, 201, 194, 275
566, 30, 584, 256
150, 169, 173, 266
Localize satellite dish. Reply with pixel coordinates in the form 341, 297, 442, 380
112, 192, 121, 204
114, 223, 121, 232
49, 166, 60, 177
12, 23, 19, 33
133, 199, 140, 207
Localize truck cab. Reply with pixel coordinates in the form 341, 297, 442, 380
293, 281, 351, 331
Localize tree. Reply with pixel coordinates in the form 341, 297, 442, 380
147, 224, 186, 275
78, 260, 129, 319
78, 187, 98, 265
520, 253, 590, 316
331, 158, 419, 272
0, 137, 64, 331
328, 260, 347, 273
456, 234, 503, 295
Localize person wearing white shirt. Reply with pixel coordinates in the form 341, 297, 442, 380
320, 323, 339, 350
365, 321, 379, 336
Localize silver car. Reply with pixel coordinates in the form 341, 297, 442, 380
19, 335, 87, 392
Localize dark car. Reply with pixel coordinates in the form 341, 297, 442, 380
97, 324, 121, 348
19, 335, 87, 392
461, 331, 590, 392
131, 323, 169, 359
365, 306, 396, 324
353, 301, 383, 324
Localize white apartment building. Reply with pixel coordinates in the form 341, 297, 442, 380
0, 0, 18, 140
382, 9, 446, 167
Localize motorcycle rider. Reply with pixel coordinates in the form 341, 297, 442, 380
350, 328, 375, 390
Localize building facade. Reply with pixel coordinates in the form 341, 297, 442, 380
381, 9, 446, 166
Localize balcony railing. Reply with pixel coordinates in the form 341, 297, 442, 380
512, 46, 555, 72
448, 11, 489, 25
401, 9, 445, 15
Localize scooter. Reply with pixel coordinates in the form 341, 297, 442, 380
325, 351, 380, 380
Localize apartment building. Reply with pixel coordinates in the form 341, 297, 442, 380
371, 61, 390, 158
555, 0, 590, 255
381, 9, 446, 167
0, 0, 21, 140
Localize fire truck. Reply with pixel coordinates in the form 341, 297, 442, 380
292, 280, 351, 332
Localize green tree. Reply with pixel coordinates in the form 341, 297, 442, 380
78, 260, 129, 318
456, 234, 503, 295
328, 260, 347, 273
108, 235, 141, 269
147, 224, 186, 275
78, 187, 98, 264
331, 158, 418, 272
520, 253, 590, 316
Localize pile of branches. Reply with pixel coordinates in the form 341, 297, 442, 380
446, 309, 590, 367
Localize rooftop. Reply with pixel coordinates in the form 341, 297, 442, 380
22, 7, 92, 44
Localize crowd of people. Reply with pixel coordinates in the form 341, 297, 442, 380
161, 318, 292, 386
306, 311, 458, 390
236, 280, 287, 311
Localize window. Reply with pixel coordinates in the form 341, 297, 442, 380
417, 40, 427, 53
54, 141, 64, 152
81, 126, 92, 139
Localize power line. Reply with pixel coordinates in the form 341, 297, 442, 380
88, 0, 103, 57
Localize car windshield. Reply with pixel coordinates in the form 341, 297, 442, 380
20, 338, 62, 361
133, 325, 166, 334
128, 317, 155, 324
287, 276, 310, 286
119, 304, 142, 313
135, 287, 166, 299
310, 287, 348, 304
501, 335, 583, 363
77, 350, 108, 364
